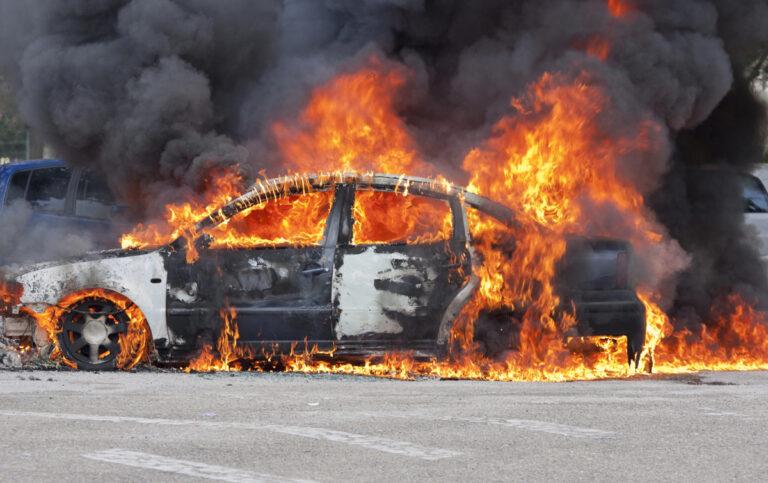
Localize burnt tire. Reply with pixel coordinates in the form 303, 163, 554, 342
626, 313, 647, 369
474, 310, 521, 360
57, 297, 129, 371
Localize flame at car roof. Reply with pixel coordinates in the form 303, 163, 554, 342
197, 172, 517, 233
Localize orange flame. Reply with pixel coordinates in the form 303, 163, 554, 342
637, 291, 674, 372
121, 170, 245, 262
584, 36, 611, 61
352, 190, 452, 244
121, 171, 337, 258
208, 191, 334, 248
273, 57, 451, 245
273, 57, 428, 176
186, 305, 252, 372
0, 279, 23, 306
653, 294, 768, 373
607, 0, 634, 18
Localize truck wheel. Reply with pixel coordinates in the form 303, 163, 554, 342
57, 297, 132, 371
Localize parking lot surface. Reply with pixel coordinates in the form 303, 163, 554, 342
0, 370, 766, 482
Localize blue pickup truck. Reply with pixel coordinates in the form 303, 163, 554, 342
0, 159, 124, 262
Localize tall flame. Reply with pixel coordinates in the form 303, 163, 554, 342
442, 69, 668, 380
186, 305, 251, 372
273, 57, 428, 176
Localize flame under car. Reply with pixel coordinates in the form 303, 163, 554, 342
0, 173, 645, 370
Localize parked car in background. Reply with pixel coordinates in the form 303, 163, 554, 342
685, 166, 768, 261
746, 166, 768, 261
0, 159, 124, 262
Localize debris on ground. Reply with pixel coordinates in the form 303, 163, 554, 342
0, 336, 22, 368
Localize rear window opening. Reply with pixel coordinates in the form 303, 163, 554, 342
742, 175, 768, 213
75, 170, 117, 219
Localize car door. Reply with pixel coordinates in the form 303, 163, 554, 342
165, 186, 343, 348
332, 186, 467, 348
742, 174, 768, 261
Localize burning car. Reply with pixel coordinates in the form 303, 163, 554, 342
0, 173, 645, 370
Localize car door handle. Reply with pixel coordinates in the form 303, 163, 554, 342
301, 266, 329, 276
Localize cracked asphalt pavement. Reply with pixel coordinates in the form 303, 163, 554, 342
0, 370, 766, 482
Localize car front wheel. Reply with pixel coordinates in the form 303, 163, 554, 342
57, 296, 145, 371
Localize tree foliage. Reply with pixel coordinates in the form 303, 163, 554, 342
0, 76, 25, 159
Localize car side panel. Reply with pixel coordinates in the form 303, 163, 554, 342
13, 251, 169, 342
333, 242, 464, 342
331, 186, 468, 345
165, 246, 335, 346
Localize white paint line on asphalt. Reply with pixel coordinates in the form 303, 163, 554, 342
699, 407, 752, 418
82, 449, 312, 483
442, 416, 615, 439
0, 410, 458, 461
702, 410, 744, 417
357, 412, 615, 439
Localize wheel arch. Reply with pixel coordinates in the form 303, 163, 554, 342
15, 251, 169, 343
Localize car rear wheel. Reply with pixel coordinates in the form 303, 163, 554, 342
474, 310, 521, 360
57, 297, 130, 371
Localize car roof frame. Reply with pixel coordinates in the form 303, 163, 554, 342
194, 172, 518, 235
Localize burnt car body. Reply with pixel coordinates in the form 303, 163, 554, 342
0, 173, 646, 369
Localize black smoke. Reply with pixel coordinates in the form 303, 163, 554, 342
0, 0, 766, 321
651, 78, 768, 327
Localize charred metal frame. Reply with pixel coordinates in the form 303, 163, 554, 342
195, 173, 517, 234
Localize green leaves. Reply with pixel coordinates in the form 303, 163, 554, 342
0, 77, 25, 160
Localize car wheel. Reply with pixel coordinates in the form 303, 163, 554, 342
474, 310, 521, 360
57, 297, 130, 371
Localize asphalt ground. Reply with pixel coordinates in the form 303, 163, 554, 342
0, 369, 766, 482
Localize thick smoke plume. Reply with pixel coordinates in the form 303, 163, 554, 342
0, 0, 767, 323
